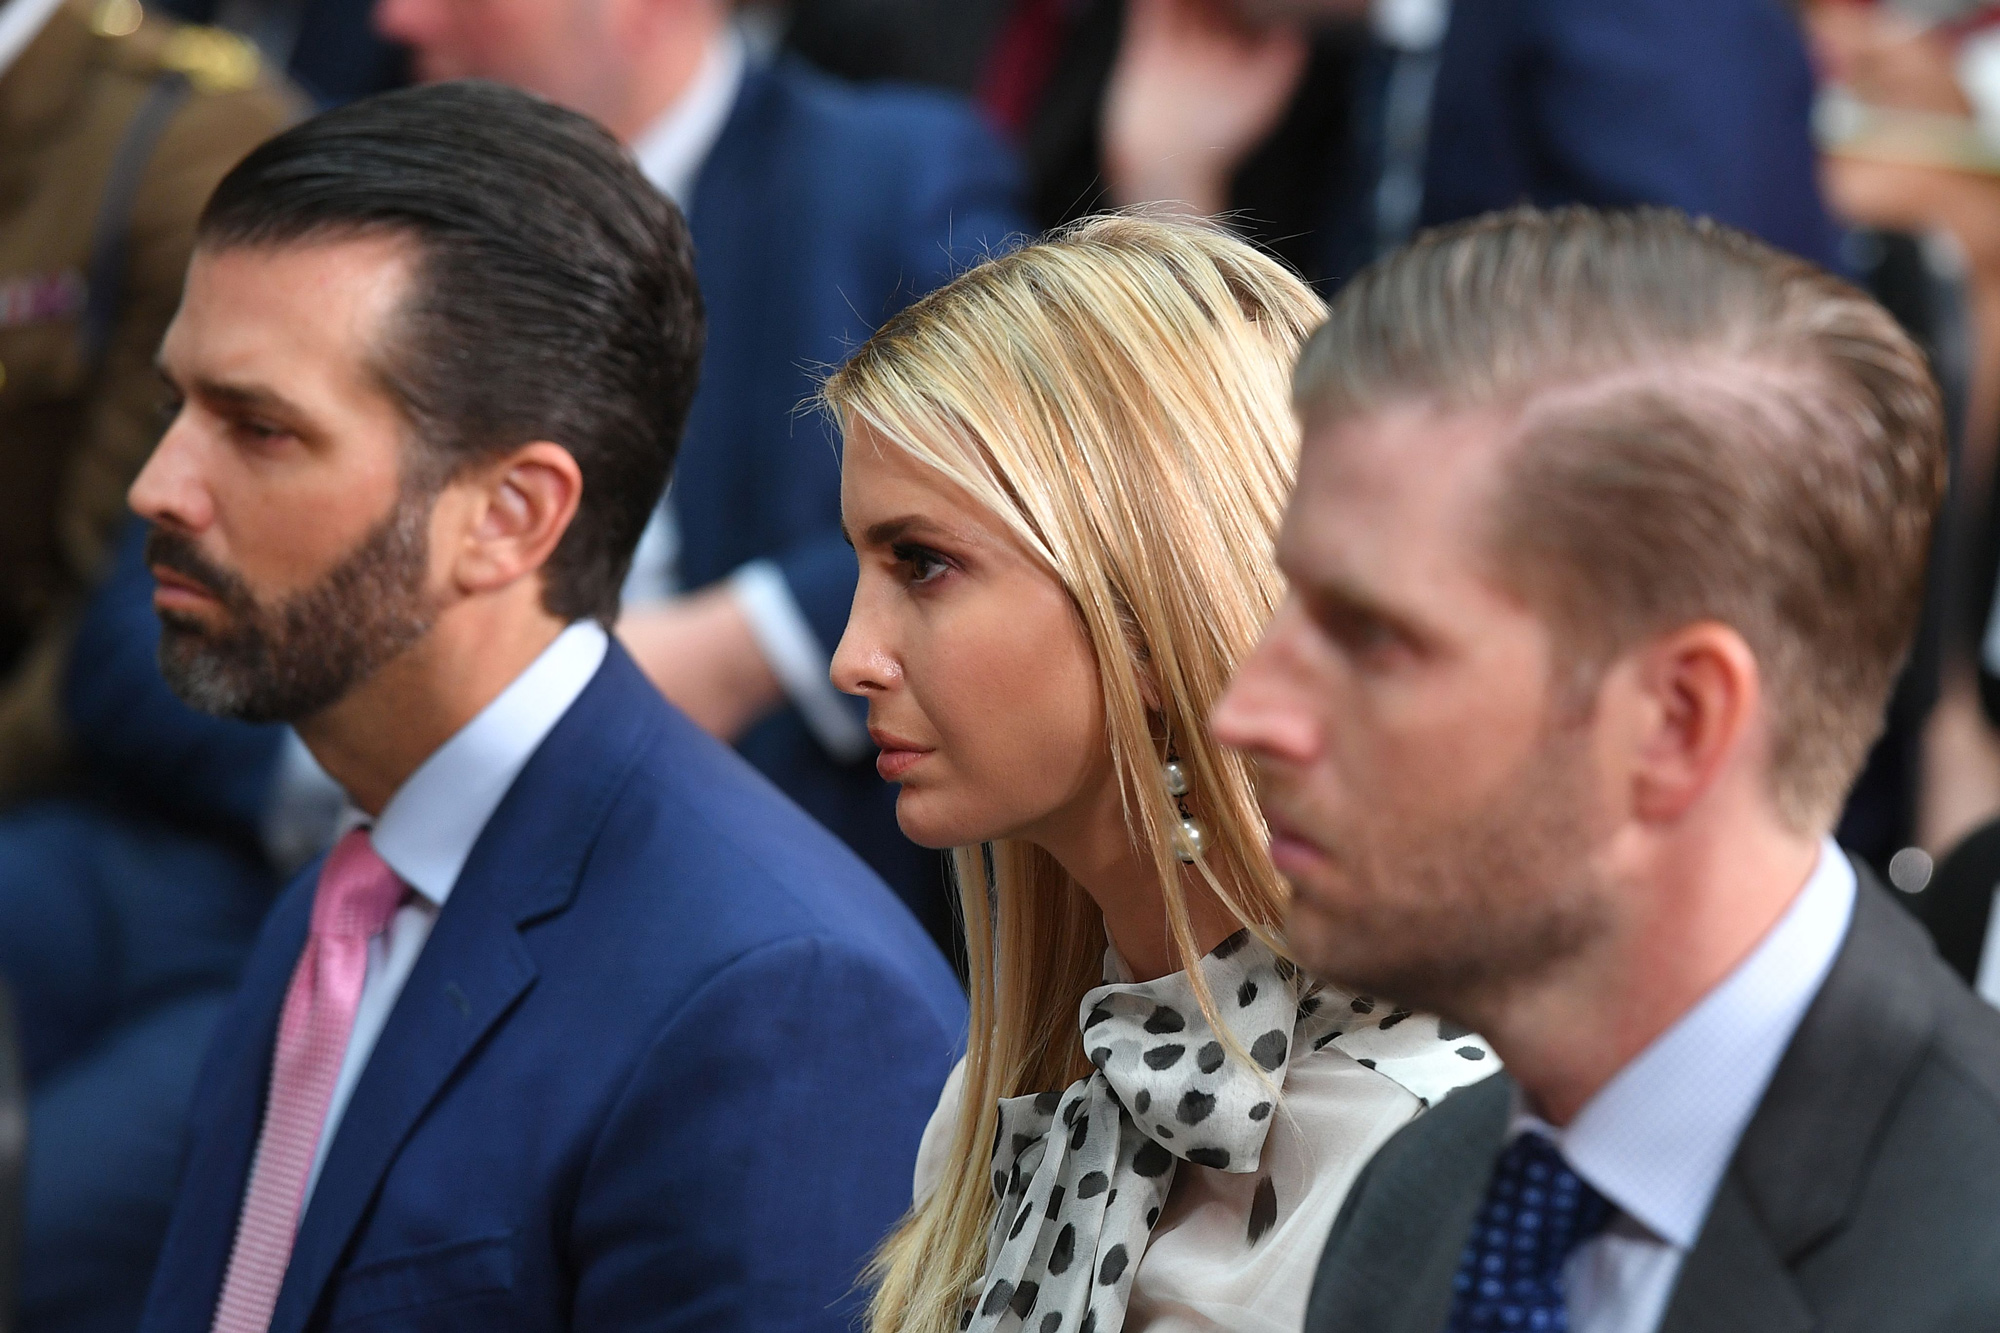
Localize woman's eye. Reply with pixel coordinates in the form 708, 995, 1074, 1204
892, 543, 951, 586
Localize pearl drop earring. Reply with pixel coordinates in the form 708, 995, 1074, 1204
1164, 744, 1208, 863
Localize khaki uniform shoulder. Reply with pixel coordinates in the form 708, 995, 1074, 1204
90, 0, 292, 101
0, 0, 301, 800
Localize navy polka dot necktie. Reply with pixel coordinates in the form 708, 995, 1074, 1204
1446, 1131, 1613, 1332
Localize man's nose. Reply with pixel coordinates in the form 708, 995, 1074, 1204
1212, 609, 1321, 766
128, 415, 215, 534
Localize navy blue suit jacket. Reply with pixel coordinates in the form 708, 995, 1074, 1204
1418, 0, 1841, 269
674, 58, 1025, 931
138, 642, 966, 1333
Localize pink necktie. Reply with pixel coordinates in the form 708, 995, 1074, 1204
211, 829, 406, 1333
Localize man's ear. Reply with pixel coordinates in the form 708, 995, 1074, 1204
445, 441, 584, 597
1621, 621, 1762, 825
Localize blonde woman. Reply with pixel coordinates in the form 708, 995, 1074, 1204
827, 215, 1493, 1333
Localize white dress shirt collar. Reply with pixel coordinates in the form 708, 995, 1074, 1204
0, 0, 69, 83
369, 620, 608, 906
1511, 837, 1857, 1247
628, 25, 746, 208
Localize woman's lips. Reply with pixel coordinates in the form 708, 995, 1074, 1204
876, 747, 929, 781
870, 730, 933, 781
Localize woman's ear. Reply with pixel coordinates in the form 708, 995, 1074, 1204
447, 440, 584, 597
1137, 665, 1164, 714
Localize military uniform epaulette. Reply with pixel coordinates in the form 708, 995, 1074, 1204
88, 0, 264, 94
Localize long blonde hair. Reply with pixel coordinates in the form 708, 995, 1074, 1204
823, 214, 1327, 1333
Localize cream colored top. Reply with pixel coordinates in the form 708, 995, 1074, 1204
915, 1006, 1496, 1333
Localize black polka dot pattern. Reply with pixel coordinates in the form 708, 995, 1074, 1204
958, 932, 1496, 1333
1247, 1176, 1278, 1246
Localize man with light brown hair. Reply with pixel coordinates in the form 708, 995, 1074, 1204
1213, 206, 2000, 1332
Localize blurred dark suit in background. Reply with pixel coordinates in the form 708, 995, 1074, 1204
989, 0, 1839, 290
0, 522, 287, 1333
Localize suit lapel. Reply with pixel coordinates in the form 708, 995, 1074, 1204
1655, 1175, 1811, 1333
1307, 1073, 1513, 1333
1660, 866, 1942, 1332
266, 646, 663, 1333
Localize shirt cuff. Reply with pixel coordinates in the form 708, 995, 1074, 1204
729, 560, 872, 763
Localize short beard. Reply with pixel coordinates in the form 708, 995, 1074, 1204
1284, 718, 1615, 1020
149, 487, 440, 724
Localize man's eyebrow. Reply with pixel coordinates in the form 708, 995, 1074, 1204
1310, 576, 1394, 620
174, 371, 308, 419
1310, 571, 1448, 648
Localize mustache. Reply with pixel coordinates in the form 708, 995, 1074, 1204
143, 526, 256, 613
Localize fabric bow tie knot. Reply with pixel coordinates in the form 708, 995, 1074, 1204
1072, 931, 1298, 1173
967, 930, 1498, 1333
969, 932, 1324, 1333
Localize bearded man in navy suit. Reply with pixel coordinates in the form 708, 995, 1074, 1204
134, 80, 965, 1333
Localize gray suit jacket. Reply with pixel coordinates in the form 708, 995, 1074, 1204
1304, 871, 2000, 1333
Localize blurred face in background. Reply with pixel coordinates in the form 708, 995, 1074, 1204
832, 424, 1116, 853
373, 0, 647, 132
1212, 403, 1618, 1011
131, 237, 443, 723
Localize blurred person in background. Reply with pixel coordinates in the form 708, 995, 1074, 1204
1807, 0, 2000, 985
0, 0, 290, 805
828, 214, 1492, 1333
986, 0, 1840, 290
1811, 0, 2000, 846
372, 0, 1027, 954
778, 0, 1008, 91
152, 0, 407, 105
0, 4, 293, 1330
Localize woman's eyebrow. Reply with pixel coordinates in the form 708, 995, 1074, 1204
859, 515, 944, 546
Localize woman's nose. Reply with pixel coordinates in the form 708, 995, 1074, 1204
831, 611, 900, 697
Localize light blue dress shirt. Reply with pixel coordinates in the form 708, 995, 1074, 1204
301, 619, 608, 1202
1508, 836, 1857, 1333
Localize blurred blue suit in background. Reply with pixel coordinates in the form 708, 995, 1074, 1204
0, 521, 282, 1333
1328, 0, 1842, 281
670, 55, 1025, 949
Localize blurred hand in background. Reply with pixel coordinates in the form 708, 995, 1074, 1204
1100, 0, 1309, 215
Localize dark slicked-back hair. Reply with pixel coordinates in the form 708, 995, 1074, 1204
1295, 207, 1947, 830
198, 80, 705, 623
